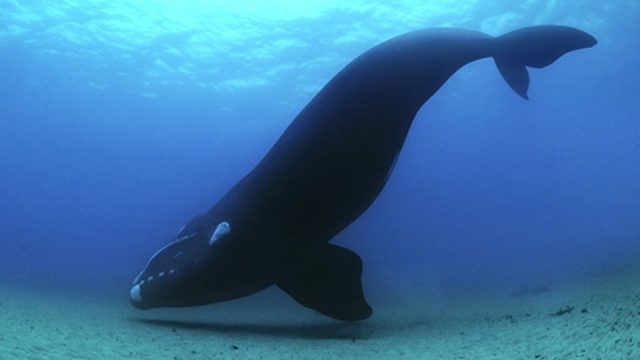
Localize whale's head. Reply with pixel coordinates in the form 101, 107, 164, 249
129, 216, 269, 310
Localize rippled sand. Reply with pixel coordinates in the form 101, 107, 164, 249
1, 271, 639, 360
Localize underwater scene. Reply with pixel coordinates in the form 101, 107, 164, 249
1, 0, 639, 359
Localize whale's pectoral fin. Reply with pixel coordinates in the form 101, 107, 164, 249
276, 244, 372, 321
494, 25, 597, 100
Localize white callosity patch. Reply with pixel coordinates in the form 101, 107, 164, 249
209, 221, 231, 245
176, 233, 196, 242
175, 224, 186, 236
130, 220, 231, 301
131, 223, 194, 285
129, 284, 142, 302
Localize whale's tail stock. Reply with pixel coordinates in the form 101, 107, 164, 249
493, 25, 597, 99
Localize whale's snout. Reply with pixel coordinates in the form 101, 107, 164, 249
129, 283, 143, 307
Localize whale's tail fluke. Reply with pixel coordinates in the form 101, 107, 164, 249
493, 25, 597, 99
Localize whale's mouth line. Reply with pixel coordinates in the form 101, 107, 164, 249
130, 221, 230, 306
132, 233, 197, 286
130, 268, 178, 304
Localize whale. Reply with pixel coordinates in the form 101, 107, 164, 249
130, 25, 596, 321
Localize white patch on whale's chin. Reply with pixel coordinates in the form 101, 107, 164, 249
130, 284, 142, 302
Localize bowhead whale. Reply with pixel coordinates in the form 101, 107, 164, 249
130, 26, 596, 321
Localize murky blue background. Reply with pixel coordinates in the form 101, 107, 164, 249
1, 1, 638, 302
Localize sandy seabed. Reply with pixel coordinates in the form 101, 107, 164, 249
1, 272, 639, 360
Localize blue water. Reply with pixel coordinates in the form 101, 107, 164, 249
1, 1, 638, 303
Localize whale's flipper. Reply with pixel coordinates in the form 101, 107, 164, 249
493, 25, 597, 99
276, 244, 372, 321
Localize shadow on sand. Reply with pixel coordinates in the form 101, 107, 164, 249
131, 318, 378, 340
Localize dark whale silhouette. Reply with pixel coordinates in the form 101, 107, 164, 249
130, 26, 596, 321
